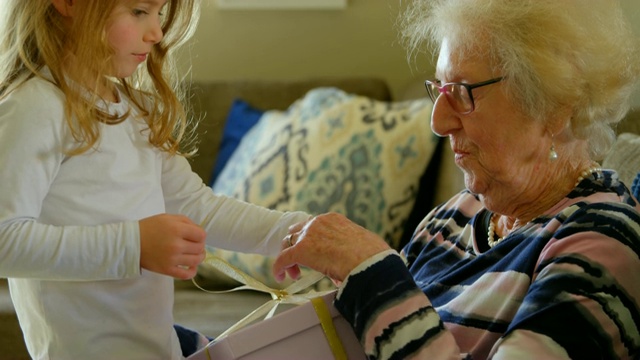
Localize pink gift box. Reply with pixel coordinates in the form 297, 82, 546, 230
188, 291, 366, 360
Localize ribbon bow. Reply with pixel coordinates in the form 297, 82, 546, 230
193, 253, 335, 339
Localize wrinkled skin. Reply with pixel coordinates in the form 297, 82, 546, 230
273, 212, 390, 283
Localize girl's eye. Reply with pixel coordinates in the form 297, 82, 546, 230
132, 9, 149, 16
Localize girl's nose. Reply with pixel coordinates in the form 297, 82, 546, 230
144, 18, 163, 44
430, 94, 462, 137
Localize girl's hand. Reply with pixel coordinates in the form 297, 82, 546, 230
139, 214, 206, 279
273, 212, 390, 283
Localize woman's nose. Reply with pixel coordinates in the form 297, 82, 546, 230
430, 95, 461, 137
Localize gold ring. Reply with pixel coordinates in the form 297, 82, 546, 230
287, 234, 294, 247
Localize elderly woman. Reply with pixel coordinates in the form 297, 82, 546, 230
273, 0, 640, 359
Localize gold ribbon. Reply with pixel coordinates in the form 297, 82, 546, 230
193, 253, 335, 339
310, 297, 348, 360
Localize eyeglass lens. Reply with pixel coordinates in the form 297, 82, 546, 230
426, 82, 473, 113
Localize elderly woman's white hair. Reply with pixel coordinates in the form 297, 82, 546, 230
400, 0, 639, 160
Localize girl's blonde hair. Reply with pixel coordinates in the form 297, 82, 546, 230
400, 0, 640, 160
0, 0, 200, 155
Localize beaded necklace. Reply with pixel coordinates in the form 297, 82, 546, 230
487, 163, 602, 248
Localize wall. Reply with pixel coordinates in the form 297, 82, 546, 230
177, 0, 425, 99
180, 0, 640, 105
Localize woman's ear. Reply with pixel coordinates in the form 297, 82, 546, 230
547, 104, 575, 137
51, 0, 75, 17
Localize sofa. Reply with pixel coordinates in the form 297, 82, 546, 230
0, 77, 638, 358
177, 77, 640, 342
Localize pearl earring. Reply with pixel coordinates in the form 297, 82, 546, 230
549, 136, 558, 161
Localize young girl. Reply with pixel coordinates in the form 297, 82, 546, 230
0, 0, 308, 358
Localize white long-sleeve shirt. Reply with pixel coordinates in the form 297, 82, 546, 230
0, 75, 308, 359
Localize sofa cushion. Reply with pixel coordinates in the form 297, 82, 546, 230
602, 132, 640, 187
209, 99, 264, 186
204, 88, 437, 289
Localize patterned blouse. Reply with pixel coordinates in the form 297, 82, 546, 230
335, 170, 640, 359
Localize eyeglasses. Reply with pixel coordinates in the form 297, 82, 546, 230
424, 77, 504, 114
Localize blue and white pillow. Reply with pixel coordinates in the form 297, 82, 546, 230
214, 87, 437, 247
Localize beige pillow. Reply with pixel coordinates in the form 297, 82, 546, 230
602, 132, 640, 186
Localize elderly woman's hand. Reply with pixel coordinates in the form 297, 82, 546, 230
273, 212, 391, 283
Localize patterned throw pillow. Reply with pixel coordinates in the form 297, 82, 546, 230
204, 88, 437, 289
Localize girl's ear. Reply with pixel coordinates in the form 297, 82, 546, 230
51, 0, 75, 17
